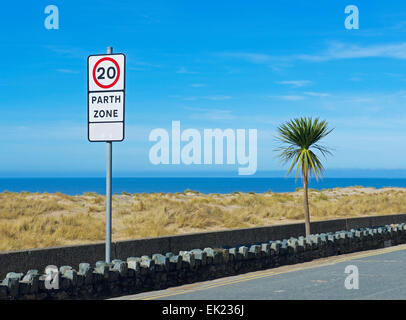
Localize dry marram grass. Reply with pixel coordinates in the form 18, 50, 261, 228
0, 187, 406, 252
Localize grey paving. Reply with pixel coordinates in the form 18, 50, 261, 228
157, 248, 406, 300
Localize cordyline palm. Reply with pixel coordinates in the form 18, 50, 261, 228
275, 117, 333, 237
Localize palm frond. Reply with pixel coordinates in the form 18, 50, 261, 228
274, 117, 333, 180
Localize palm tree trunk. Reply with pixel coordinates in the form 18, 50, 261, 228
303, 175, 311, 236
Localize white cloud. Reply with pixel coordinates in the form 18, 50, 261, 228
176, 66, 198, 74
45, 45, 87, 59
203, 95, 232, 101
129, 61, 162, 71
304, 91, 330, 97
295, 42, 406, 62
220, 42, 406, 67
271, 95, 306, 101
220, 52, 273, 64
349, 76, 363, 82
174, 95, 232, 101
184, 106, 235, 121
348, 97, 374, 103
276, 80, 312, 87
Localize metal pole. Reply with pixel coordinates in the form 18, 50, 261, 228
106, 46, 113, 263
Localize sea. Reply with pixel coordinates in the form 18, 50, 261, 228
1, 177, 406, 195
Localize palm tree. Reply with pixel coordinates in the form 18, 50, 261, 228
275, 117, 333, 237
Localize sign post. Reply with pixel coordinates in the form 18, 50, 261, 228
105, 46, 113, 264
87, 47, 126, 263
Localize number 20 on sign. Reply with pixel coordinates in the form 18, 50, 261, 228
87, 53, 126, 142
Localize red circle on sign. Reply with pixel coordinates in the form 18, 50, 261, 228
92, 57, 120, 89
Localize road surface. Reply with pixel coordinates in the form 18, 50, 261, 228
112, 244, 406, 300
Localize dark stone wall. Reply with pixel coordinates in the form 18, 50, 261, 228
1, 221, 405, 300
0, 213, 405, 279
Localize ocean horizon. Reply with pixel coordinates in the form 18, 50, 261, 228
1, 177, 406, 195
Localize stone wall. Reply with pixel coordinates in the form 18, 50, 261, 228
1, 213, 405, 279
1, 222, 406, 300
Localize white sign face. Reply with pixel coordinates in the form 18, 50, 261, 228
88, 54, 125, 92
88, 92, 124, 123
89, 122, 124, 141
87, 53, 125, 142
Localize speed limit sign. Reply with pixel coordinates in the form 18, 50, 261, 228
87, 48, 127, 264
87, 53, 125, 141
88, 54, 125, 91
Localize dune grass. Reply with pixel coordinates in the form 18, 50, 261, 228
0, 187, 406, 251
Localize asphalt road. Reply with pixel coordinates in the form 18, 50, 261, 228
114, 244, 406, 300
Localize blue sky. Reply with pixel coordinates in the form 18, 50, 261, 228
2, 0, 406, 177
